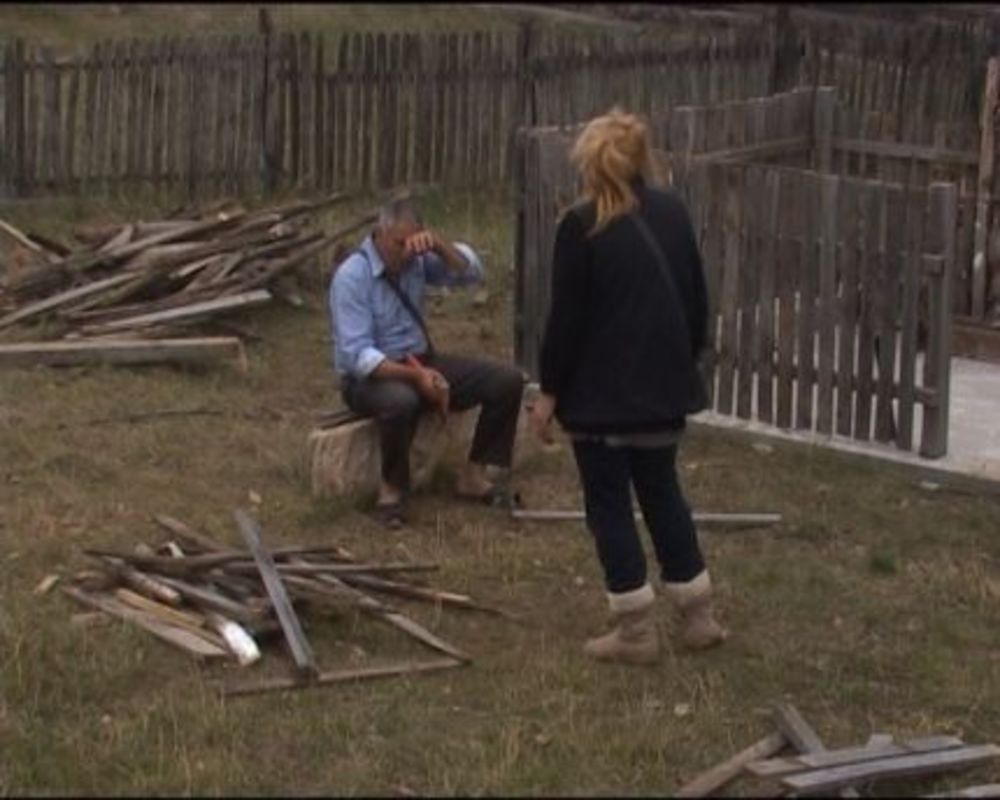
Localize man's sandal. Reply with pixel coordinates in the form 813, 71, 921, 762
370, 500, 406, 530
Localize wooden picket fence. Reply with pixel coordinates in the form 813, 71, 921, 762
783, 5, 999, 132
0, 36, 269, 199
0, 24, 779, 201
515, 90, 957, 458
826, 98, 997, 323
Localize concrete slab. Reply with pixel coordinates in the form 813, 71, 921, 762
690, 356, 1000, 488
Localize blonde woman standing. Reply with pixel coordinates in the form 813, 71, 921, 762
529, 109, 727, 665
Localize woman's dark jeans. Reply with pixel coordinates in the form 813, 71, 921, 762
571, 439, 705, 594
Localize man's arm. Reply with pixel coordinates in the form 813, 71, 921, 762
330, 262, 387, 379
410, 231, 484, 287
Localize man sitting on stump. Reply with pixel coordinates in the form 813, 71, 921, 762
329, 196, 525, 529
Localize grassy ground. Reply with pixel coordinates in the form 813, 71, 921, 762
2, 184, 1000, 796
0, 3, 639, 51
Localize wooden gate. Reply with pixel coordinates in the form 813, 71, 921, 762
514, 94, 957, 458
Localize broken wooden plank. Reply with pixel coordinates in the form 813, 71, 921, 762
675, 731, 788, 798
84, 546, 364, 574
77, 289, 272, 336
0, 271, 137, 330
748, 735, 967, 778
339, 572, 517, 620
23, 231, 72, 258
220, 657, 465, 698
233, 508, 319, 680
97, 224, 136, 253
511, 509, 782, 526
782, 744, 1000, 796
61, 585, 229, 659
33, 574, 61, 595
772, 702, 861, 798
0, 218, 51, 256
154, 573, 269, 625
94, 555, 182, 606
152, 513, 234, 553
379, 611, 471, 662
773, 703, 825, 748
222, 561, 439, 577
112, 587, 222, 645
291, 555, 472, 662
8, 214, 246, 298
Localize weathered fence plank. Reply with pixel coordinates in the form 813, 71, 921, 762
835, 178, 860, 437
921, 183, 957, 458
816, 173, 838, 435
854, 182, 878, 442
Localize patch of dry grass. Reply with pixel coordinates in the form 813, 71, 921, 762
2, 186, 1000, 795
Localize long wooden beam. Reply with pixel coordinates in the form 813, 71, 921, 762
0, 336, 246, 368
233, 508, 318, 680
783, 744, 1000, 796
511, 509, 782, 526
220, 657, 465, 698
749, 735, 966, 778
77, 289, 271, 335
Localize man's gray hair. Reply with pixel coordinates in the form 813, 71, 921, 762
377, 195, 423, 230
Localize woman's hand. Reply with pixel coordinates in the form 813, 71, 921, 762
529, 392, 557, 443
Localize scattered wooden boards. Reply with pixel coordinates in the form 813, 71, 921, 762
58, 508, 508, 696
674, 703, 1000, 798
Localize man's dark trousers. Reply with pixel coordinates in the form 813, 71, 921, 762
340, 353, 525, 492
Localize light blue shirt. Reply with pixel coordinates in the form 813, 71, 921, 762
329, 233, 484, 378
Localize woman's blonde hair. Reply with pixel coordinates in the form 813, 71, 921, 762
570, 107, 659, 235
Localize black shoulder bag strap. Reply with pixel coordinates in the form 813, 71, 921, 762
350, 247, 436, 359
628, 210, 708, 413
381, 272, 436, 359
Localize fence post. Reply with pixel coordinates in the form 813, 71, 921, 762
258, 8, 279, 194
508, 21, 537, 193
0, 42, 9, 199
3, 39, 27, 199
920, 181, 957, 459
769, 4, 801, 94
517, 21, 537, 131
512, 128, 531, 376
972, 55, 999, 320
668, 106, 695, 187
812, 86, 835, 173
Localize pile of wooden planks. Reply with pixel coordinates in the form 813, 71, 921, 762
675, 703, 1000, 798
0, 191, 380, 369
60, 510, 510, 697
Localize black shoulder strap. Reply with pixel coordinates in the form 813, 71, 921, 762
352, 246, 435, 358
629, 211, 693, 356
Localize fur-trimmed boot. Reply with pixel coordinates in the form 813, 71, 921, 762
663, 570, 728, 651
583, 583, 660, 665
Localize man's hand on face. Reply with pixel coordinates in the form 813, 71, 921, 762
404, 230, 437, 260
